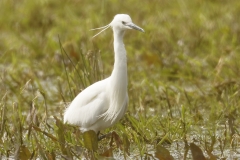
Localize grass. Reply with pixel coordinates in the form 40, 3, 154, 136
0, 0, 240, 159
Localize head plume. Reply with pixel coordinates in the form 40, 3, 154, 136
90, 24, 110, 39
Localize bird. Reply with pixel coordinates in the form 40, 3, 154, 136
64, 14, 144, 133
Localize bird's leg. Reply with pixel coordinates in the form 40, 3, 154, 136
98, 131, 123, 149
98, 132, 112, 141
97, 131, 100, 137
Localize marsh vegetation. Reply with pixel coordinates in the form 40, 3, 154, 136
0, 0, 240, 159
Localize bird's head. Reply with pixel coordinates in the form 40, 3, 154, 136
110, 14, 144, 32
91, 14, 144, 38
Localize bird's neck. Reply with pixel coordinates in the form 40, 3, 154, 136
109, 28, 128, 102
111, 29, 127, 81
103, 29, 128, 122
113, 30, 127, 65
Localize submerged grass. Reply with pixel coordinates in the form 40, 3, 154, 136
1, 0, 240, 159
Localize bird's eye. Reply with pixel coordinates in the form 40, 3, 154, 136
122, 21, 126, 25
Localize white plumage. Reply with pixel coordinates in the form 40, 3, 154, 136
64, 14, 144, 133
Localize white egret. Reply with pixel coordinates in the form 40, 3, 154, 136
64, 14, 144, 133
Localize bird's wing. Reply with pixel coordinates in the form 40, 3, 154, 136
64, 78, 109, 127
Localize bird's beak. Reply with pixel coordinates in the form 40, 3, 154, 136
125, 22, 144, 32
